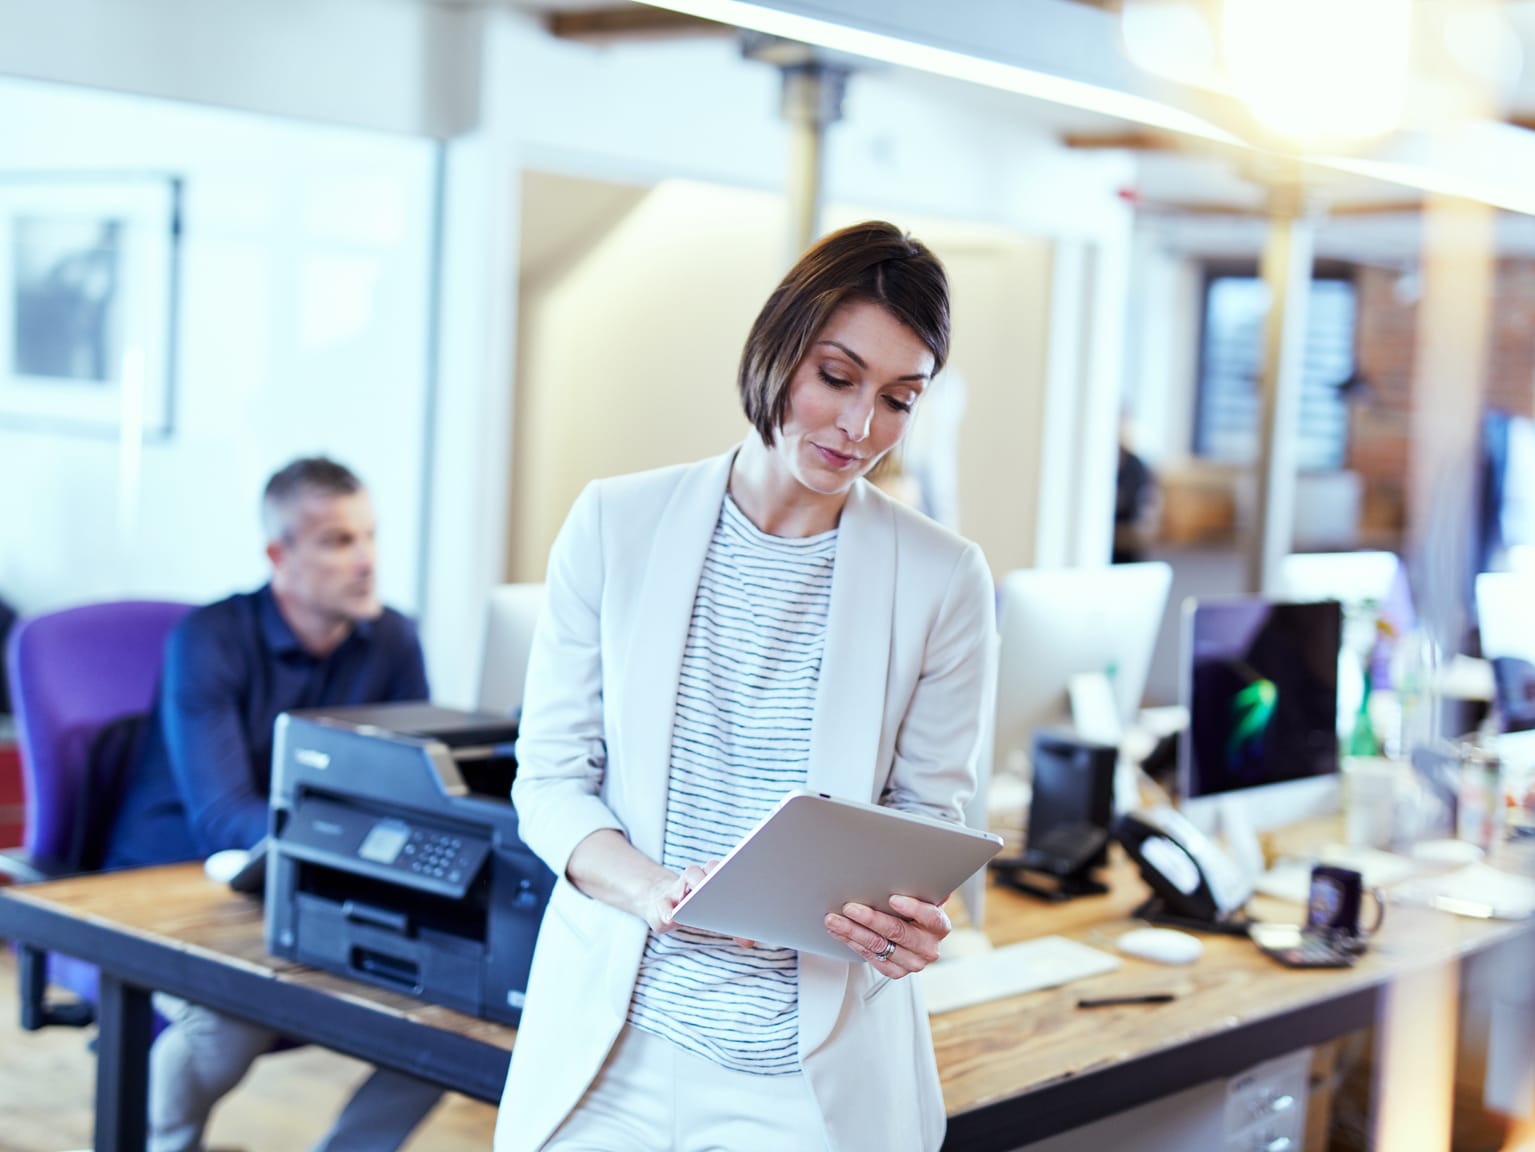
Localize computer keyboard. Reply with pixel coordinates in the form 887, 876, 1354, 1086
920, 935, 1120, 1014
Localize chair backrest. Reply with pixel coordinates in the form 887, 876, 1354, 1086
5, 599, 194, 867
476, 583, 546, 716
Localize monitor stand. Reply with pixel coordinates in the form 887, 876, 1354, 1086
989, 824, 1112, 903
992, 858, 1110, 903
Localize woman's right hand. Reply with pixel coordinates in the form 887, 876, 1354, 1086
642, 863, 710, 935
565, 832, 727, 937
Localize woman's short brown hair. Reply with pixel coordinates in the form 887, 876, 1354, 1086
738, 221, 950, 445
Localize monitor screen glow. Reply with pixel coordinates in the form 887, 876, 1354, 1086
1179, 597, 1343, 834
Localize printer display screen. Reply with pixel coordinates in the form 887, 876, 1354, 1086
358, 821, 411, 865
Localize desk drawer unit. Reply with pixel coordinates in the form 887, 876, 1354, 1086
1224, 1048, 1311, 1152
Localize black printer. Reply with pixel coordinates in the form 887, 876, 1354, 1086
265, 703, 553, 1026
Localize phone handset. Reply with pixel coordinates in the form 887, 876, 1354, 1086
1113, 806, 1254, 932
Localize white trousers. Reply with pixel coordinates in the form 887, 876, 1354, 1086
543, 1024, 829, 1152
148, 993, 443, 1152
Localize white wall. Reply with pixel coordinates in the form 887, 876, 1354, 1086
512, 180, 774, 581
0, 76, 435, 626
0, 0, 481, 137
899, 223, 1055, 577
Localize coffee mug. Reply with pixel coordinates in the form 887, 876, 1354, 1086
1307, 864, 1385, 943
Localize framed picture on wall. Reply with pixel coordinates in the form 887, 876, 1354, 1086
0, 172, 181, 437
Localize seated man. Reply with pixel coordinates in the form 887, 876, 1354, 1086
106, 456, 442, 1152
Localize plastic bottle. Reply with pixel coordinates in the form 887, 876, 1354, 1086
1346, 664, 1381, 758
1456, 741, 1504, 852
1390, 625, 1440, 760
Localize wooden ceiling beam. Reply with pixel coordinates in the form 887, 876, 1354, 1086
548, 7, 730, 41
1062, 129, 1175, 151
1325, 199, 1425, 217
1130, 198, 1262, 217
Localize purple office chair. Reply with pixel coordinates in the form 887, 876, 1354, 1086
2, 599, 193, 1030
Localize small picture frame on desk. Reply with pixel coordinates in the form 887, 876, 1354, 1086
0, 172, 182, 438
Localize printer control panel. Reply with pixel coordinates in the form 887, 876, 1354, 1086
359, 822, 480, 888
282, 795, 493, 900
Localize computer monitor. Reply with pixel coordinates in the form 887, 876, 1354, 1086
1477, 571, 1535, 665
1279, 550, 1415, 695
476, 583, 547, 716
990, 561, 1173, 781
1178, 597, 1343, 837
1476, 571, 1535, 734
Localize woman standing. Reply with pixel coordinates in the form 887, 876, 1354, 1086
495, 221, 996, 1152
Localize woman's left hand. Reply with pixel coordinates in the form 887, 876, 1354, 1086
824, 894, 951, 977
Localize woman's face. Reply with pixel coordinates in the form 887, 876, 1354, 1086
774, 299, 934, 498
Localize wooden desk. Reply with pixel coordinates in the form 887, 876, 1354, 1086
1, 858, 1529, 1152
0, 866, 514, 1151
939, 865, 1530, 1148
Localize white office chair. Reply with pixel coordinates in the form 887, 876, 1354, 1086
476, 583, 546, 716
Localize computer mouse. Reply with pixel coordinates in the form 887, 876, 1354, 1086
204, 848, 250, 885
1116, 927, 1203, 965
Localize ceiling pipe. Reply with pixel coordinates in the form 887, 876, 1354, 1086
742, 32, 852, 260
779, 60, 849, 257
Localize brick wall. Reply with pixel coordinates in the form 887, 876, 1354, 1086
0, 739, 23, 862
1352, 261, 1535, 542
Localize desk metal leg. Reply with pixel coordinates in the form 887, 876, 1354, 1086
95, 972, 151, 1152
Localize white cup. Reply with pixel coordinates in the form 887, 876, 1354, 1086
1344, 756, 1401, 850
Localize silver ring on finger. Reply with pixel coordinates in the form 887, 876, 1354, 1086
875, 938, 897, 962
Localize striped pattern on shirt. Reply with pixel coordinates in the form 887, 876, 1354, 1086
627, 493, 838, 1075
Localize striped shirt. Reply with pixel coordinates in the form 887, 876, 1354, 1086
627, 493, 838, 1074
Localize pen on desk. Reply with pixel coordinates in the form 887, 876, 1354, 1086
1075, 994, 1176, 1009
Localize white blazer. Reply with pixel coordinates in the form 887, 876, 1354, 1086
494, 448, 996, 1152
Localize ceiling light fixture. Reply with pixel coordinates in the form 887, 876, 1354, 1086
631, 0, 1237, 145
1223, 0, 1412, 147
634, 0, 1535, 218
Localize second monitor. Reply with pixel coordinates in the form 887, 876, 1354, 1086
990, 560, 1173, 781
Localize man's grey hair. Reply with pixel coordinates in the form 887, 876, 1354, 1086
261, 457, 363, 543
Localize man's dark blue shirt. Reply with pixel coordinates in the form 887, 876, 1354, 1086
106, 584, 429, 868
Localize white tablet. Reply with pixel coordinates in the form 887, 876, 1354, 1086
669, 790, 1003, 960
